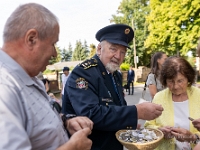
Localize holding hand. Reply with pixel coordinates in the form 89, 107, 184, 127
57, 127, 92, 150
136, 102, 163, 120
66, 116, 93, 135
170, 127, 195, 142
192, 118, 200, 131
158, 126, 174, 139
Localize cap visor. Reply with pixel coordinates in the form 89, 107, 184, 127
106, 39, 131, 49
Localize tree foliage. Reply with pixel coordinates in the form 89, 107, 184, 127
72, 40, 89, 61
145, 0, 200, 56
110, 0, 200, 66
111, 0, 151, 66
89, 44, 96, 58
61, 43, 73, 62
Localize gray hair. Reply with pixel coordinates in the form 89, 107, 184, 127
3, 3, 59, 42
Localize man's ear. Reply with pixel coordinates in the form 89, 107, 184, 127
25, 29, 38, 48
97, 43, 101, 55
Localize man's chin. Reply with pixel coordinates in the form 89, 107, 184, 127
105, 62, 120, 73
106, 66, 119, 73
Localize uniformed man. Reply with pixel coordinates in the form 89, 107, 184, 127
62, 24, 164, 150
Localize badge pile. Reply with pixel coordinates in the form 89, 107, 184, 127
118, 128, 160, 143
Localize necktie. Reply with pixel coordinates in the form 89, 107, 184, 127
109, 73, 121, 104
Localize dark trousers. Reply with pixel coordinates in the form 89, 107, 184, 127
127, 81, 134, 95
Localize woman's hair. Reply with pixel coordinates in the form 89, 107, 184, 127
160, 56, 196, 87
150, 52, 165, 77
3, 3, 59, 42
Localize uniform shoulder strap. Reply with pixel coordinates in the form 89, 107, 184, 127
79, 58, 98, 69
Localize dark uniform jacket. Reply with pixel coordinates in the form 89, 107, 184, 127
63, 55, 138, 150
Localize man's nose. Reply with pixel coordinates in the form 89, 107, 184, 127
52, 45, 57, 58
114, 50, 121, 59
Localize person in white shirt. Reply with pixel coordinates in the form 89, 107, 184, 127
61, 67, 70, 96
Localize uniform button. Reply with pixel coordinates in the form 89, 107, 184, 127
106, 103, 108, 105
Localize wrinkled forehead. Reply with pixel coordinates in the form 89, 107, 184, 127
103, 41, 127, 51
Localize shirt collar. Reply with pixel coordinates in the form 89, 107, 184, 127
0, 50, 38, 86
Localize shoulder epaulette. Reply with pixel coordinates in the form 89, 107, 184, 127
78, 58, 98, 69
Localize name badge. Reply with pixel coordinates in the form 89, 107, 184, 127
102, 98, 113, 102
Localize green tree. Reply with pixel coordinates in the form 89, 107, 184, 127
67, 43, 73, 60
72, 40, 88, 61
83, 40, 89, 58
89, 44, 96, 58
61, 43, 73, 61
145, 0, 200, 56
111, 0, 151, 66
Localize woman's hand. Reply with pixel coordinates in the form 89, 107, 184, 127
158, 126, 174, 139
170, 127, 195, 142
192, 118, 200, 131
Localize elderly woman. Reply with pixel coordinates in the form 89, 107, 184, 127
145, 56, 200, 150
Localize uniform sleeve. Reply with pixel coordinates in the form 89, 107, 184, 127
64, 67, 138, 131
0, 85, 31, 150
146, 73, 156, 86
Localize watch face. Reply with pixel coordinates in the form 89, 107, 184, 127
66, 114, 76, 119
195, 134, 200, 144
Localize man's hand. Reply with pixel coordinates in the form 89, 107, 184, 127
192, 118, 200, 131
66, 116, 93, 135
57, 128, 92, 150
136, 102, 163, 120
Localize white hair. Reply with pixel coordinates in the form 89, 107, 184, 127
3, 3, 59, 42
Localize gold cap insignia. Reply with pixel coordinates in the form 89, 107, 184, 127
125, 28, 130, 34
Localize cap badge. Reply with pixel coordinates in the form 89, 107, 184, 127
76, 78, 88, 90
125, 28, 130, 34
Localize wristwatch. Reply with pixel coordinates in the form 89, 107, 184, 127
194, 134, 200, 144
62, 114, 76, 129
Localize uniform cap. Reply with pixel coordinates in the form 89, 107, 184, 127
95, 24, 134, 49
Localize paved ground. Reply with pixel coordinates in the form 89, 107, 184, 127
124, 84, 151, 105
123, 84, 151, 150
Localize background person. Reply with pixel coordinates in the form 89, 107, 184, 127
62, 24, 163, 150
146, 51, 167, 99
61, 66, 70, 113
145, 56, 200, 150
0, 3, 93, 150
127, 65, 135, 95
61, 67, 70, 97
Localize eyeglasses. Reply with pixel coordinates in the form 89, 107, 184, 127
166, 79, 186, 86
